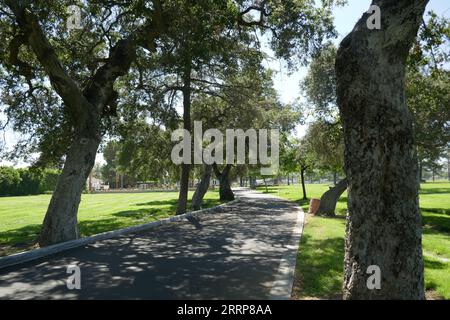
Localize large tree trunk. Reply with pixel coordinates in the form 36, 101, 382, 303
177, 164, 190, 215
316, 179, 347, 217
219, 174, 234, 201
191, 165, 212, 211
213, 164, 235, 201
177, 65, 192, 215
336, 0, 427, 299
38, 131, 100, 246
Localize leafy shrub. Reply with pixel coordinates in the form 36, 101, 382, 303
0, 167, 60, 196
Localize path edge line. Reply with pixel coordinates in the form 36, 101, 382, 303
269, 205, 305, 300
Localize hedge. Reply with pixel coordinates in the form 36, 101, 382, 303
0, 167, 60, 196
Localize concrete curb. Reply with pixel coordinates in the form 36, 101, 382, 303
0, 200, 240, 270
269, 205, 305, 300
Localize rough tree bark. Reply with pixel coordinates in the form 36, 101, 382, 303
39, 130, 100, 245
336, 0, 428, 299
191, 165, 212, 211
6, 1, 162, 245
176, 64, 192, 215
213, 164, 235, 201
316, 179, 347, 217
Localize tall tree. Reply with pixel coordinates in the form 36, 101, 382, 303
407, 12, 450, 182
301, 42, 339, 121
304, 120, 346, 216
335, 0, 428, 299
142, 1, 261, 214
100, 141, 121, 188
191, 67, 300, 207
0, 0, 165, 245
304, 120, 344, 184
280, 136, 312, 200
151, 0, 338, 214
301, 43, 347, 215
116, 122, 175, 185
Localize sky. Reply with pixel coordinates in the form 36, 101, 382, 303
270, 0, 450, 139
1, 0, 449, 167
271, 0, 450, 106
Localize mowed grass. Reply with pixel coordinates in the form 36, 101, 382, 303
259, 182, 450, 300
0, 191, 221, 257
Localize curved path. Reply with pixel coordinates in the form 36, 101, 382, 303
0, 189, 304, 300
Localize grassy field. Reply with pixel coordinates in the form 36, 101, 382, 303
259, 182, 450, 300
0, 191, 221, 257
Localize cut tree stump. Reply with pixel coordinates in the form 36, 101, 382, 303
308, 199, 321, 215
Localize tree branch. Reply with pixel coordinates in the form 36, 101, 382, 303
5, 0, 164, 125
5, 0, 91, 122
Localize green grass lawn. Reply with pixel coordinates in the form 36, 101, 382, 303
0, 191, 221, 257
259, 182, 450, 300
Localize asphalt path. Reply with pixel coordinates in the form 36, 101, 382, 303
0, 189, 303, 300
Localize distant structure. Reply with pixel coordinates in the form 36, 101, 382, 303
87, 174, 109, 192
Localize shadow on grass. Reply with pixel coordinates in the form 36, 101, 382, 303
419, 187, 450, 195
295, 233, 345, 299
296, 198, 311, 207
0, 224, 41, 256
256, 189, 278, 196
422, 208, 450, 216
136, 199, 179, 207
0, 198, 225, 257
424, 256, 448, 298
78, 219, 134, 237
113, 208, 168, 219
422, 210, 450, 233
424, 256, 447, 271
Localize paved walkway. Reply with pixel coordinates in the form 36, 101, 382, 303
0, 189, 303, 300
